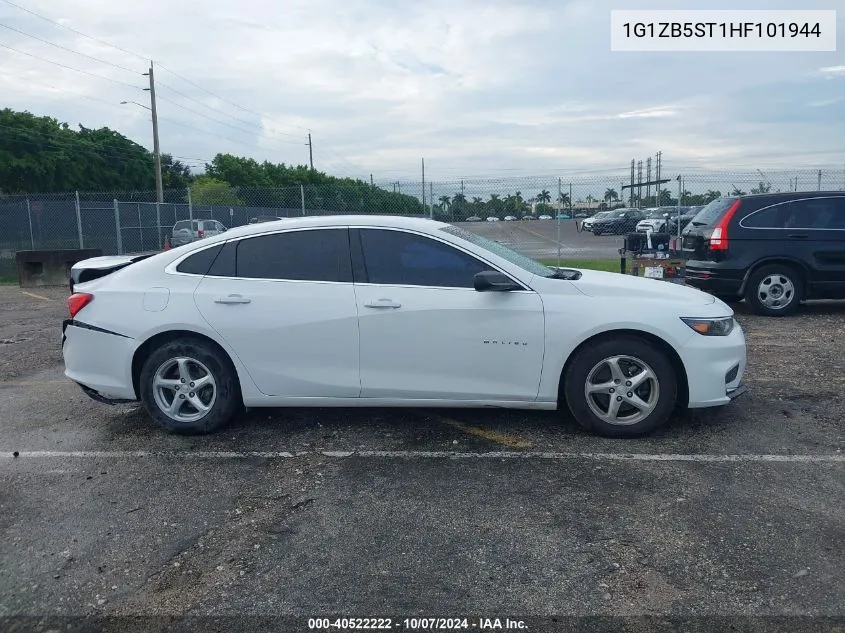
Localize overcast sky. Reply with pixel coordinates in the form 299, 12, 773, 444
1, 0, 843, 185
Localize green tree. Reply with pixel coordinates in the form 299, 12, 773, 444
750, 181, 771, 194
536, 189, 551, 204
190, 176, 241, 205
603, 188, 618, 202
160, 153, 193, 190
557, 191, 570, 207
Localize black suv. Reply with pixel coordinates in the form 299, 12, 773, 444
591, 208, 645, 235
682, 192, 845, 316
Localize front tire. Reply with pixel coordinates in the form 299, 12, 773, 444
744, 264, 802, 316
139, 337, 241, 434
563, 335, 678, 438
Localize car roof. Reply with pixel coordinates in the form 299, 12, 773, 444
738, 191, 844, 200
210, 215, 448, 241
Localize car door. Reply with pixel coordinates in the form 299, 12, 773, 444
787, 196, 845, 297
350, 227, 545, 402
192, 227, 361, 398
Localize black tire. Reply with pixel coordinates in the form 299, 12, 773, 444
139, 337, 242, 434
563, 335, 678, 438
744, 264, 803, 317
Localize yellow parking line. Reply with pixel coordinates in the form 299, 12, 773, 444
20, 291, 53, 301
1, 380, 71, 387
432, 415, 532, 449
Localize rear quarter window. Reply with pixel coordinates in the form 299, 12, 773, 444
689, 198, 738, 227
176, 244, 224, 275
173, 220, 191, 230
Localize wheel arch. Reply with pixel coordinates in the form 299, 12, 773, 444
131, 329, 243, 401
557, 328, 689, 411
738, 257, 810, 298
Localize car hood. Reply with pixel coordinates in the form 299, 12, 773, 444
565, 268, 716, 305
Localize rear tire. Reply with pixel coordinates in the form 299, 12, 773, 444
744, 264, 802, 317
563, 335, 678, 438
139, 337, 241, 434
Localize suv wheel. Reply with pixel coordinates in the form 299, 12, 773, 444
744, 264, 803, 317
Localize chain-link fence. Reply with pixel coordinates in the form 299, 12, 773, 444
2, 168, 844, 276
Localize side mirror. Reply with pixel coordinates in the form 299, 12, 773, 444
474, 270, 522, 292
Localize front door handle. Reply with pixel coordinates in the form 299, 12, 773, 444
364, 298, 402, 309
787, 233, 808, 239
215, 294, 251, 304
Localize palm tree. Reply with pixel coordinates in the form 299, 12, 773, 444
438, 195, 451, 208
603, 188, 618, 202
452, 193, 467, 205
557, 192, 570, 207
536, 189, 551, 204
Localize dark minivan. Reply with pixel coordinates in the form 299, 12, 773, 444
682, 192, 845, 316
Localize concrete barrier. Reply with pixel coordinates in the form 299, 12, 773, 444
15, 249, 103, 288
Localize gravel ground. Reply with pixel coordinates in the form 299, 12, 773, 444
0, 283, 843, 632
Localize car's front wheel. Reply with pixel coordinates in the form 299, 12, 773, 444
563, 335, 678, 438
139, 337, 242, 434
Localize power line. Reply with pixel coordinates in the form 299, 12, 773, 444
0, 23, 140, 74
153, 94, 304, 149
0, 0, 149, 61
155, 80, 304, 140
0, 41, 142, 90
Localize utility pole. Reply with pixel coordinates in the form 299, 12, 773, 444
307, 131, 314, 170
143, 61, 163, 203
421, 158, 426, 216
637, 161, 643, 208
370, 174, 374, 188
630, 159, 635, 207
646, 157, 652, 205
430, 182, 434, 219
655, 151, 662, 205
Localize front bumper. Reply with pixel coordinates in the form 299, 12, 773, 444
681, 321, 748, 408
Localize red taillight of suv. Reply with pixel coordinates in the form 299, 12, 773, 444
67, 292, 93, 318
197, 229, 205, 238
709, 199, 742, 251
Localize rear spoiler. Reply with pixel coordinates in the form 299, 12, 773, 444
69, 252, 158, 293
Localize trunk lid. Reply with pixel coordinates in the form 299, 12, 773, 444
69, 252, 158, 292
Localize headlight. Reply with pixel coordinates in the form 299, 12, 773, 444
680, 316, 735, 336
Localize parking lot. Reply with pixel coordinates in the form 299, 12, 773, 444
461, 219, 622, 260
0, 283, 843, 628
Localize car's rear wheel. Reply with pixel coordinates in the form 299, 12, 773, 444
563, 335, 677, 438
744, 264, 802, 317
139, 337, 241, 434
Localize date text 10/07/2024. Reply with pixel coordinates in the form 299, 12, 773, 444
621, 21, 822, 39
308, 618, 528, 630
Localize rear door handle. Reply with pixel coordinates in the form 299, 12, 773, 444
364, 298, 402, 309
787, 233, 808, 239
214, 294, 251, 304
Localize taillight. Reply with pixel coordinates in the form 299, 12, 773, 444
67, 293, 93, 318
198, 229, 205, 238
709, 199, 741, 251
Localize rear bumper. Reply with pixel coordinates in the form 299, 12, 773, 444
62, 320, 138, 401
683, 262, 746, 297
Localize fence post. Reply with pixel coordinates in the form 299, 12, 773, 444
155, 201, 162, 249
300, 184, 305, 216
137, 203, 144, 252
818, 169, 822, 191
75, 190, 84, 249
114, 199, 123, 255
187, 186, 193, 221
26, 198, 34, 250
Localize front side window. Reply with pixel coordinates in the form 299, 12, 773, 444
359, 229, 494, 288
235, 228, 352, 282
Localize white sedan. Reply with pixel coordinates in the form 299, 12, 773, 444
62, 215, 747, 438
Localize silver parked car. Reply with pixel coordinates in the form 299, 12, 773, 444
171, 219, 227, 247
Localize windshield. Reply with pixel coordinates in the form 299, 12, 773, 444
644, 209, 665, 219
440, 225, 555, 277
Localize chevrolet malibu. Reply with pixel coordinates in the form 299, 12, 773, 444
62, 216, 747, 438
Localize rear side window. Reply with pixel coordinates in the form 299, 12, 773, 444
176, 244, 224, 275
173, 220, 191, 231
689, 198, 738, 227
741, 202, 794, 228
235, 228, 352, 282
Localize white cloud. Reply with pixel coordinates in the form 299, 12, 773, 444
0, 0, 843, 183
